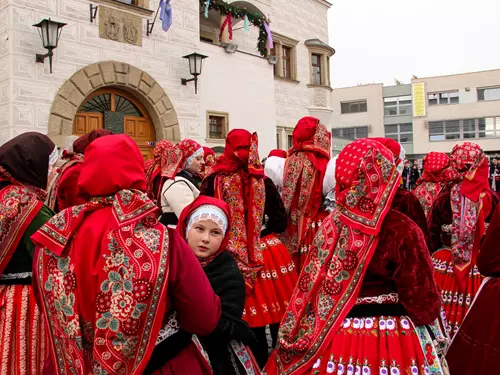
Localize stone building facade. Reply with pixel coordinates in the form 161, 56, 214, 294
0, 0, 333, 157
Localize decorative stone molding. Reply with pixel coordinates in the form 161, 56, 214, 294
47, 61, 180, 145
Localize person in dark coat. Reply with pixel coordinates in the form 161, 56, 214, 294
176, 196, 261, 375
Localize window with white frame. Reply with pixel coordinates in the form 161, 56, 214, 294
305, 39, 335, 87
384, 123, 413, 143
332, 126, 369, 140
384, 96, 412, 116
429, 117, 500, 141
428, 91, 459, 106
478, 87, 500, 101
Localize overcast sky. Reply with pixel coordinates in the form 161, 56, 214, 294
327, 0, 500, 88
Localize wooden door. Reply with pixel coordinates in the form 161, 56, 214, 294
74, 113, 103, 135
124, 116, 155, 160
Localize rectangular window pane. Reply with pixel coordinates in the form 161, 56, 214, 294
445, 133, 460, 140
385, 107, 398, 116
356, 126, 369, 138
282, 46, 291, 79
360, 102, 367, 112
287, 135, 293, 149
445, 120, 460, 134
398, 96, 412, 105
386, 134, 399, 141
385, 125, 398, 134
478, 87, 500, 101
400, 123, 413, 133
332, 128, 341, 137
312, 54, 321, 85
463, 132, 476, 139
344, 128, 355, 139
462, 119, 476, 133
449, 91, 459, 104
341, 101, 367, 114
399, 133, 413, 143
439, 92, 449, 105
428, 94, 438, 105
398, 105, 412, 115
209, 116, 224, 139
384, 97, 397, 106
341, 103, 349, 114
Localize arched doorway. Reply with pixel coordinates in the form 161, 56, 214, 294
74, 88, 155, 159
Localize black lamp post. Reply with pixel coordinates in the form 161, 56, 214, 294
33, 18, 67, 73
181, 52, 208, 94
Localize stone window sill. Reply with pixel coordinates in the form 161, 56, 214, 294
93, 0, 154, 17
307, 84, 333, 92
206, 138, 226, 144
275, 76, 300, 84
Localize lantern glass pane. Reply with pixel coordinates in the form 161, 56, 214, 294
47, 23, 59, 48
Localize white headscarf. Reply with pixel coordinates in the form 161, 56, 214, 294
264, 156, 285, 191
322, 156, 338, 197
186, 204, 229, 237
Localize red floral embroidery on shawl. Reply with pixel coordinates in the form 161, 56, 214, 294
281, 119, 331, 254
32, 189, 169, 375
273, 139, 400, 375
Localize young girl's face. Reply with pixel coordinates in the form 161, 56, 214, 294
187, 219, 224, 258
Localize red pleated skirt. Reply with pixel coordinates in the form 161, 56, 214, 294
265, 316, 432, 375
243, 234, 298, 328
432, 248, 483, 337
292, 210, 329, 273
0, 284, 49, 375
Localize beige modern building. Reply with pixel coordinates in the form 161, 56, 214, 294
330, 69, 500, 157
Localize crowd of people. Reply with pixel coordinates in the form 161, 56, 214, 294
0, 116, 498, 375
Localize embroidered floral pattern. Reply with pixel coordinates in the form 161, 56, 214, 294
35, 189, 169, 375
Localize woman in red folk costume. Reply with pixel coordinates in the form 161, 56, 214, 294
429, 142, 496, 338
447, 203, 500, 375
264, 149, 287, 195
413, 152, 453, 218
145, 140, 175, 202
0, 132, 58, 375
374, 138, 430, 245
201, 146, 216, 178
281, 117, 331, 272
201, 129, 296, 368
32, 135, 221, 375
265, 139, 443, 375
46, 129, 112, 212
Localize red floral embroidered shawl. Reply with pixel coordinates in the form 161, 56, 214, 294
206, 129, 265, 292
272, 139, 400, 375
281, 117, 331, 254
0, 168, 43, 274
32, 135, 170, 375
449, 142, 490, 291
202, 146, 216, 178
413, 152, 452, 217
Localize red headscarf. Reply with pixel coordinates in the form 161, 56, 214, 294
145, 140, 175, 201
32, 135, 169, 375
269, 149, 287, 159
373, 138, 406, 173
177, 196, 230, 267
448, 142, 490, 291
272, 139, 400, 375
72, 129, 113, 154
281, 117, 331, 254
202, 146, 216, 177
413, 152, 453, 217
206, 129, 265, 291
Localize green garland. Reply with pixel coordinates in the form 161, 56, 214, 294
200, 0, 270, 57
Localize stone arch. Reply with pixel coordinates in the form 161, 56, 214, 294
47, 61, 180, 146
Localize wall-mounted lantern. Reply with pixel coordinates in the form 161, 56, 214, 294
33, 18, 67, 74
181, 52, 208, 95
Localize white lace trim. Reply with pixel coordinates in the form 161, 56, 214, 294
155, 312, 180, 346
0, 272, 32, 280
356, 293, 399, 305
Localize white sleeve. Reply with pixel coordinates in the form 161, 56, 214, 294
161, 179, 195, 217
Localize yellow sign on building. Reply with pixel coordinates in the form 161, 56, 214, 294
412, 83, 426, 117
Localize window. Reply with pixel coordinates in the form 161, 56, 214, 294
428, 91, 459, 105
287, 134, 293, 149
341, 100, 367, 114
384, 95, 412, 116
384, 123, 413, 143
276, 133, 281, 149
271, 33, 298, 81
311, 54, 322, 85
282, 46, 292, 79
478, 87, 500, 101
429, 117, 500, 141
332, 126, 369, 140
206, 111, 229, 140
305, 39, 335, 87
